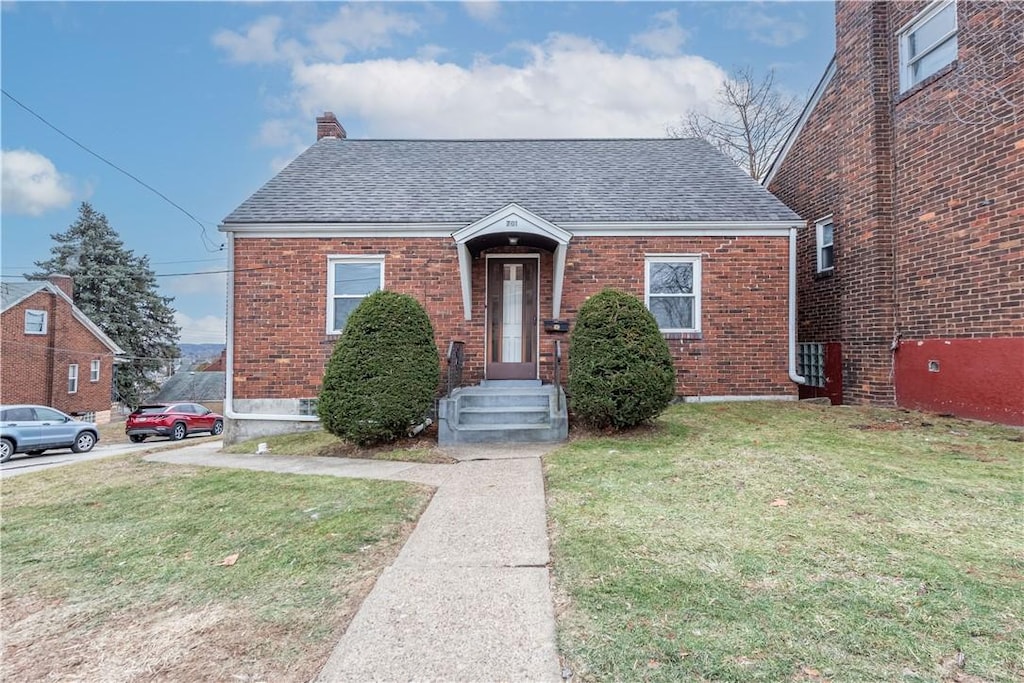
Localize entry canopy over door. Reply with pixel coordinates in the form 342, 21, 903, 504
452, 203, 572, 321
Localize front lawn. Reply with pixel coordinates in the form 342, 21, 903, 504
546, 402, 1023, 682
1, 455, 432, 682
223, 428, 454, 463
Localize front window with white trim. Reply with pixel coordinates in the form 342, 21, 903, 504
68, 364, 79, 394
90, 359, 101, 382
899, 0, 957, 92
645, 256, 702, 332
816, 217, 835, 273
327, 256, 384, 334
25, 309, 47, 335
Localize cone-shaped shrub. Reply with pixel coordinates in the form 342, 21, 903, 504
568, 288, 676, 430
318, 290, 440, 446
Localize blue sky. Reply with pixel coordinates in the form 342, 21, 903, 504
1, 1, 835, 344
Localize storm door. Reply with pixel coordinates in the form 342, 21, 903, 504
486, 258, 538, 379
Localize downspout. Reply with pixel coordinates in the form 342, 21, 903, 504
223, 229, 318, 422
788, 227, 807, 385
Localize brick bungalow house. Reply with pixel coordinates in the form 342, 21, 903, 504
765, 0, 1023, 426
219, 114, 807, 444
1, 276, 125, 424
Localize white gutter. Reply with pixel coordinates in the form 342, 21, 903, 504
223, 230, 318, 423
788, 227, 807, 385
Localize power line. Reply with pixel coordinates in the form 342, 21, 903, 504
2, 88, 225, 253
2, 256, 227, 273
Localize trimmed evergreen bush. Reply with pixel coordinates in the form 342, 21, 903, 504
568, 288, 676, 430
318, 290, 440, 446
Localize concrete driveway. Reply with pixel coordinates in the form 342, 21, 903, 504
0, 436, 222, 478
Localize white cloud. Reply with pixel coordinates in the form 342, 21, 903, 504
290, 34, 726, 138
164, 270, 227, 297
463, 1, 501, 24
1, 149, 75, 215
630, 9, 690, 57
306, 5, 419, 61
212, 6, 419, 66
212, 15, 285, 64
728, 9, 808, 48
174, 311, 226, 344
417, 44, 449, 62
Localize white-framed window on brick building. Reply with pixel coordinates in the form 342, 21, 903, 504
326, 255, 384, 334
68, 364, 79, 394
816, 217, 835, 273
90, 359, 101, 382
898, 0, 957, 92
25, 309, 47, 335
645, 256, 702, 333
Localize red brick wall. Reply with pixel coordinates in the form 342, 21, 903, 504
1, 290, 115, 415
231, 235, 794, 401
769, 1, 1023, 418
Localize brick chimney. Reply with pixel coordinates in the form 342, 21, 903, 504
47, 274, 74, 301
316, 112, 347, 140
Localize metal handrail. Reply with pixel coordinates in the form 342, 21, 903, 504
446, 340, 465, 398
553, 340, 563, 411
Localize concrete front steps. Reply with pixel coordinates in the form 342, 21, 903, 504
437, 380, 568, 445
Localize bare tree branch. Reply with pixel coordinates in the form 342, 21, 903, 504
668, 67, 802, 181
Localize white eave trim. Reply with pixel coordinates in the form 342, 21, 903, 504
222, 219, 803, 239
452, 203, 573, 245
762, 55, 837, 188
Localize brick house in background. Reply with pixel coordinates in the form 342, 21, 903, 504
1, 276, 125, 424
218, 113, 806, 444
766, 0, 1023, 425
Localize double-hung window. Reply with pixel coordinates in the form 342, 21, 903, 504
645, 256, 701, 333
899, 0, 957, 92
25, 310, 47, 334
327, 256, 384, 334
68, 364, 79, 394
90, 359, 101, 382
816, 217, 835, 273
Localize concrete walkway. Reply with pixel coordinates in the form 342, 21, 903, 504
146, 442, 562, 682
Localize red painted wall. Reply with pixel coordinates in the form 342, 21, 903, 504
895, 339, 1024, 426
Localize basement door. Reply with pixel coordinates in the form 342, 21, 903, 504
486, 257, 538, 380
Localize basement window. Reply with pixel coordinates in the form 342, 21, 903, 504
799, 343, 826, 388
326, 256, 384, 334
645, 256, 702, 333
298, 398, 319, 416
25, 309, 47, 335
816, 217, 835, 273
899, 0, 957, 92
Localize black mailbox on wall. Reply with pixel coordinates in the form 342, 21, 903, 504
544, 319, 570, 333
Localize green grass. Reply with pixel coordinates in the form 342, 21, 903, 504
546, 402, 1023, 682
222, 428, 454, 463
1, 454, 433, 680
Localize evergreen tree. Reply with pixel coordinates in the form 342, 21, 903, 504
32, 202, 180, 407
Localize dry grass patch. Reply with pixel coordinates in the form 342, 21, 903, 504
546, 402, 1023, 682
223, 427, 455, 464
1, 454, 432, 682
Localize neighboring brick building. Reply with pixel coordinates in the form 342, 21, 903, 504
219, 114, 807, 443
766, 0, 1023, 425
1, 276, 125, 423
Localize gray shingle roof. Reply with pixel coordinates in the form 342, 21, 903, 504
223, 138, 801, 225
1, 280, 47, 312
151, 371, 226, 402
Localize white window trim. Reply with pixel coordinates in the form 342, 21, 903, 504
25, 309, 47, 335
325, 255, 385, 335
898, 0, 957, 93
90, 359, 101, 382
68, 364, 79, 394
815, 216, 835, 273
644, 255, 702, 333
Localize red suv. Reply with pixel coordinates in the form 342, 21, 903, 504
126, 403, 224, 443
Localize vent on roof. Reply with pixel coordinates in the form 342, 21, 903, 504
316, 112, 347, 141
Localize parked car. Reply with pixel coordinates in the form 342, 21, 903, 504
125, 403, 224, 442
0, 405, 99, 463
